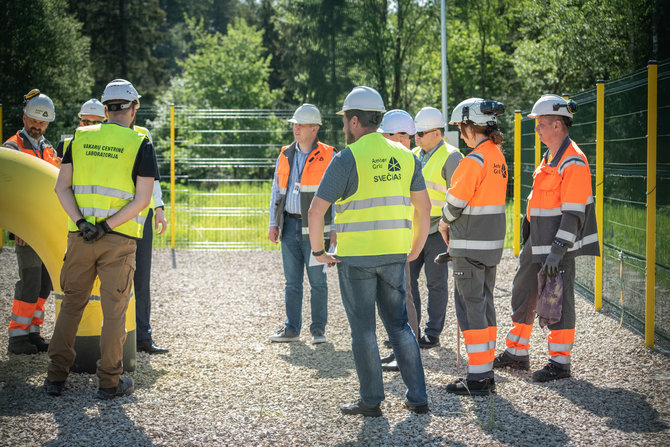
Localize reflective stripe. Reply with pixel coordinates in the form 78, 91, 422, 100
558, 156, 585, 175
506, 347, 528, 357
426, 180, 447, 193
506, 333, 530, 345
561, 202, 586, 213
466, 342, 491, 354
530, 207, 562, 217
550, 355, 571, 365
443, 206, 457, 222
9, 328, 30, 336
334, 195, 411, 213
430, 198, 446, 208
446, 193, 468, 208
29, 326, 41, 333
300, 185, 319, 193
548, 342, 573, 352
555, 229, 576, 243
468, 362, 493, 373
79, 207, 147, 225
33, 310, 45, 319
533, 232, 600, 255
72, 184, 135, 201
278, 187, 287, 194
336, 219, 411, 233
467, 152, 484, 167
301, 224, 332, 235
449, 239, 504, 250
462, 204, 506, 215
11, 313, 33, 325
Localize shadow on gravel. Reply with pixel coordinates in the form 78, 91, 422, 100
278, 341, 354, 379
546, 378, 669, 433
0, 353, 166, 446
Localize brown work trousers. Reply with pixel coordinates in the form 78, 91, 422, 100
47, 232, 136, 388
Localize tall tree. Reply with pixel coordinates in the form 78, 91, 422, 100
0, 0, 93, 141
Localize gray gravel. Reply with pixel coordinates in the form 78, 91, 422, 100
0, 247, 669, 446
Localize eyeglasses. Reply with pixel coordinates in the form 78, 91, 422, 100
416, 129, 436, 138
389, 132, 409, 136
80, 119, 104, 126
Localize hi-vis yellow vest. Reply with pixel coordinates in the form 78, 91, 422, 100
134, 125, 156, 209
413, 142, 458, 217
334, 132, 414, 256
66, 123, 148, 238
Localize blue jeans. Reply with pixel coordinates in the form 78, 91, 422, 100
337, 261, 427, 407
281, 215, 328, 336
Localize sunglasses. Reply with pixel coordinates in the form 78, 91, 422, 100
389, 132, 409, 136
80, 119, 104, 126
416, 129, 436, 138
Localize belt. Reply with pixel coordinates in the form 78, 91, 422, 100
285, 212, 302, 219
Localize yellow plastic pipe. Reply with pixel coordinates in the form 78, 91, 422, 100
595, 81, 605, 310
0, 148, 67, 292
514, 111, 521, 256
645, 61, 657, 348
170, 104, 176, 249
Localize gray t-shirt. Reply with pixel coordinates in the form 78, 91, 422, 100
316, 143, 426, 267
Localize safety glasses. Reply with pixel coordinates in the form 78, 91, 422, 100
389, 132, 409, 136
416, 129, 436, 138
80, 119, 104, 126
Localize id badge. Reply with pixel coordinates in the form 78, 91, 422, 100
292, 183, 301, 195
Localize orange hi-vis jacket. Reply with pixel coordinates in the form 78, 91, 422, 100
3, 130, 61, 167
526, 137, 599, 263
274, 140, 335, 240
443, 139, 508, 266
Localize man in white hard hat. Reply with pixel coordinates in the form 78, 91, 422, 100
493, 94, 599, 382
376, 109, 419, 372
268, 104, 337, 344
55, 98, 107, 157
46, 79, 159, 399
3, 89, 60, 355
308, 86, 431, 417
409, 107, 463, 349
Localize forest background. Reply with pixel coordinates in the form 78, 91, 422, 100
1, 0, 668, 157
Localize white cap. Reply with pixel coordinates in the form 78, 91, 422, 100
288, 104, 322, 125
337, 86, 385, 115
528, 94, 576, 119
78, 98, 106, 119
24, 92, 55, 122
449, 98, 505, 126
101, 79, 141, 108
378, 109, 416, 135
414, 107, 446, 132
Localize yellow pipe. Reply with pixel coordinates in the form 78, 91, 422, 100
595, 81, 605, 310
514, 111, 521, 256
170, 104, 176, 249
645, 62, 657, 348
533, 119, 542, 168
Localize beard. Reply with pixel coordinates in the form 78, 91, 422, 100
26, 127, 43, 139
345, 129, 356, 146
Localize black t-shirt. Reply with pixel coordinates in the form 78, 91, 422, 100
62, 123, 160, 182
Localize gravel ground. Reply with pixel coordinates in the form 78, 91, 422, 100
0, 247, 669, 446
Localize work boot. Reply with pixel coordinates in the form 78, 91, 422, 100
340, 400, 382, 417
97, 377, 135, 399
418, 334, 440, 349
493, 351, 530, 371
380, 352, 395, 364
532, 362, 571, 382
269, 327, 299, 343
8, 335, 38, 355
28, 333, 50, 352
382, 360, 399, 372
44, 379, 65, 396
404, 401, 430, 414
446, 377, 496, 396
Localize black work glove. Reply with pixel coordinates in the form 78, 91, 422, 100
88, 221, 112, 243
542, 242, 568, 276
434, 252, 451, 264
76, 218, 98, 242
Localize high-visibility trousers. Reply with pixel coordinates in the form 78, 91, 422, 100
8, 244, 52, 337
503, 237, 576, 368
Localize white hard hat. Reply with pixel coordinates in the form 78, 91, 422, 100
288, 103, 322, 125
23, 91, 55, 122
414, 107, 446, 132
378, 109, 416, 135
528, 94, 577, 119
337, 86, 385, 115
101, 79, 141, 108
78, 98, 106, 119
449, 98, 505, 126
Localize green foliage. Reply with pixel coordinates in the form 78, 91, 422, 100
0, 0, 93, 141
